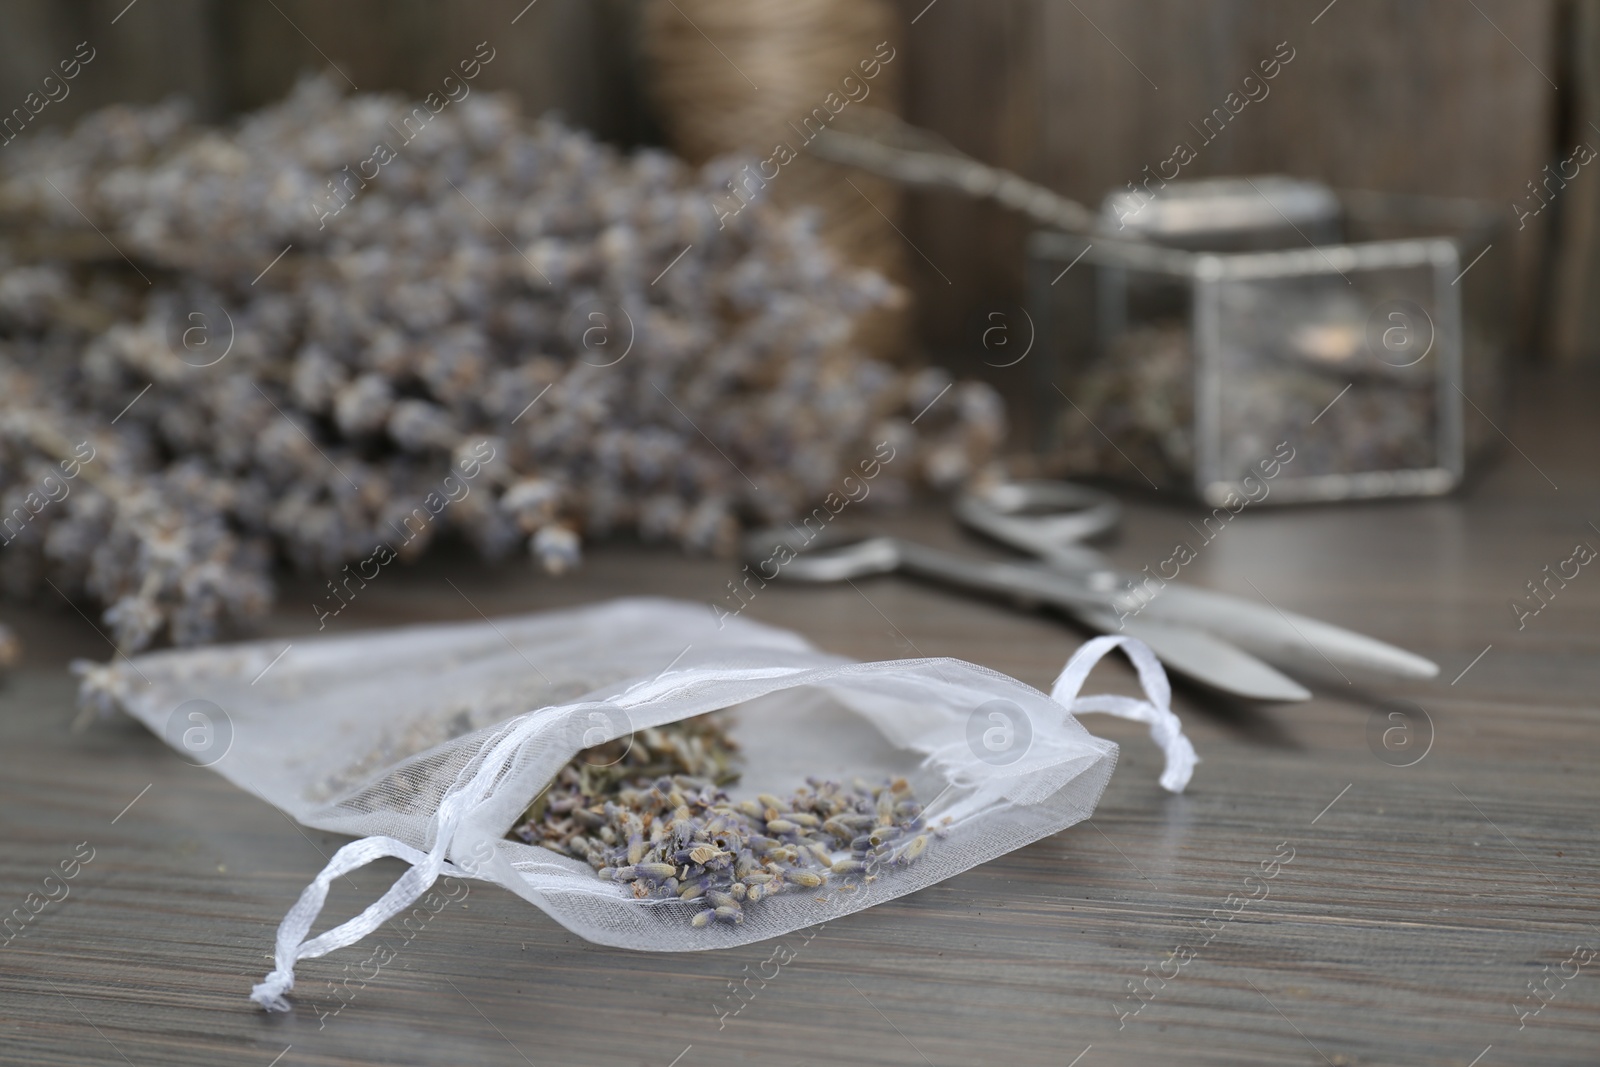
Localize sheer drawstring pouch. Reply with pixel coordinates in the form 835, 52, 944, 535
86, 596, 1195, 1011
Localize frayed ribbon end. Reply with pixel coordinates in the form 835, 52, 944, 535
1155, 731, 1198, 794
251, 969, 295, 1012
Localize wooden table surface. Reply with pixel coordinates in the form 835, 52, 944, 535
2, 377, 1598, 1067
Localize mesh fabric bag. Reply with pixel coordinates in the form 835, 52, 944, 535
89, 596, 1194, 1011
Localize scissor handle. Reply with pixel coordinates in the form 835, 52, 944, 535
953, 480, 1122, 559
741, 528, 905, 582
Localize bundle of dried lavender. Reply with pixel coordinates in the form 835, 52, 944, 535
510, 714, 928, 925
0, 75, 1003, 656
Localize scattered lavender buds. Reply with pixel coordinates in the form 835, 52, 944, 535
0, 75, 1004, 660
509, 715, 929, 924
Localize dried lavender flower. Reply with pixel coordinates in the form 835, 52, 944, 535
0, 75, 1004, 665
509, 713, 928, 923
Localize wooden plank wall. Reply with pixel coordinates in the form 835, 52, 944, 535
0, 0, 651, 144
0, 0, 1569, 367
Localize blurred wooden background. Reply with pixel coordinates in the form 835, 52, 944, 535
3, 0, 1596, 370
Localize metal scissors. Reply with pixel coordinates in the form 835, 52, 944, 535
742, 481, 1438, 701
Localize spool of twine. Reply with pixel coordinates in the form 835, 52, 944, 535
641, 0, 911, 361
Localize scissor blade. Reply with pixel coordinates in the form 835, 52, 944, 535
1074, 608, 1312, 701
1134, 583, 1439, 680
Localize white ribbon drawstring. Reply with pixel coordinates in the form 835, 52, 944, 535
250, 705, 562, 1011
251, 836, 471, 1010
1051, 635, 1197, 793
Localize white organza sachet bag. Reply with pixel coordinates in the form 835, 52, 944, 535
85, 597, 1195, 1011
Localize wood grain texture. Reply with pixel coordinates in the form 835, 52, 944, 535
1, 374, 1597, 1065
